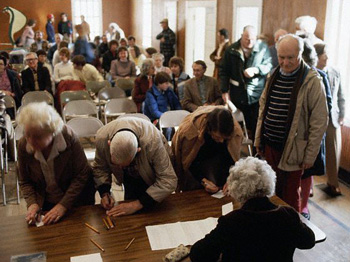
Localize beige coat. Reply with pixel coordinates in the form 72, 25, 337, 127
172, 106, 243, 191
92, 117, 177, 203
255, 68, 328, 171
181, 76, 222, 112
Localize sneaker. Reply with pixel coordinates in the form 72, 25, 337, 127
301, 212, 311, 220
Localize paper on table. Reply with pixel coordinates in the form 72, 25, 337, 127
146, 217, 218, 251
70, 253, 103, 262
222, 202, 233, 216
36, 215, 45, 227
211, 190, 225, 199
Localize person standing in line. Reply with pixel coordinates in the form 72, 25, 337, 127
156, 18, 176, 67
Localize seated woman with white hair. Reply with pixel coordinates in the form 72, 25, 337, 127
17, 103, 95, 225
190, 157, 315, 262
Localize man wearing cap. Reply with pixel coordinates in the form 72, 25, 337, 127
156, 18, 176, 66
46, 14, 55, 44
92, 117, 178, 216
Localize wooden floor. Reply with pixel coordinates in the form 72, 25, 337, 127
1, 161, 350, 261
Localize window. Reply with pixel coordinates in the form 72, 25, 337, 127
324, 0, 350, 123
71, 0, 102, 40
233, 0, 263, 41
142, 0, 152, 47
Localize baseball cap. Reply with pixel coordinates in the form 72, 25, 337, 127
160, 18, 168, 24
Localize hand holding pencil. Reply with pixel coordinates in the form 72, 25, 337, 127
101, 193, 115, 210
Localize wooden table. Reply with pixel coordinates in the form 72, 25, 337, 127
0, 190, 325, 261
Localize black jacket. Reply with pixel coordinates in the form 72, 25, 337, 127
190, 197, 315, 262
21, 64, 52, 94
6, 69, 23, 107
102, 50, 118, 73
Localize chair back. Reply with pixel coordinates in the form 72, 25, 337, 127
11, 64, 25, 73
159, 110, 190, 129
104, 98, 137, 124
60, 90, 91, 110
62, 100, 98, 122
3, 95, 17, 117
98, 87, 126, 101
86, 80, 111, 94
21, 91, 54, 106
115, 78, 135, 91
118, 113, 151, 122
66, 117, 104, 138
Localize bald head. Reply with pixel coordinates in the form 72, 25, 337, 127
241, 25, 257, 49
110, 131, 139, 166
277, 34, 303, 74
274, 29, 288, 43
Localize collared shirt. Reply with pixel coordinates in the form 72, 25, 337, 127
197, 76, 207, 104
280, 64, 301, 76
26, 132, 67, 204
31, 68, 40, 91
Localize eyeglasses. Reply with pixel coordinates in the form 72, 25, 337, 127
26, 58, 37, 62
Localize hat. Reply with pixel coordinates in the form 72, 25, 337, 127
47, 14, 54, 20
160, 18, 168, 24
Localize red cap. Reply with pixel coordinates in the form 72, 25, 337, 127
47, 14, 54, 20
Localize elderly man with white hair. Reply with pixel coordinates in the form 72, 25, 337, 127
255, 34, 328, 212
295, 15, 323, 45
190, 157, 315, 262
92, 117, 177, 216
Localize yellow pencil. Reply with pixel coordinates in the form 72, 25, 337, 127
85, 222, 100, 234
90, 238, 105, 252
124, 237, 135, 251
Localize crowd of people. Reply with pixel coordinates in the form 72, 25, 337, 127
0, 12, 346, 260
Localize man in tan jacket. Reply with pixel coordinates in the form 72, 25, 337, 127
182, 60, 223, 112
92, 117, 177, 216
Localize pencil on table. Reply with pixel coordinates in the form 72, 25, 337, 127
85, 222, 100, 234
124, 237, 135, 251
102, 218, 110, 230
90, 238, 105, 252
106, 216, 114, 228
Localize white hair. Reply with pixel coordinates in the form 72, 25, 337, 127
295, 16, 317, 34
277, 34, 304, 55
226, 157, 276, 203
140, 58, 155, 77
152, 53, 164, 61
17, 102, 64, 135
110, 131, 138, 165
25, 52, 38, 60
55, 33, 63, 41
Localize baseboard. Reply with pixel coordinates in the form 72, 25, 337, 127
339, 167, 350, 187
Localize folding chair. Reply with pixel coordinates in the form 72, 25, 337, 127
86, 80, 111, 95
233, 109, 253, 156
118, 113, 151, 122
62, 100, 98, 123
98, 87, 126, 118
159, 110, 190, 130
60, 90, 92, 112
115, 78, 135, 96
104, 98, 137, 124
21, 91, 54, 106
0, 126, 8, 205
3, 95, 17, 124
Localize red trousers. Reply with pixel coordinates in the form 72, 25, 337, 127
264, 144, 303, 212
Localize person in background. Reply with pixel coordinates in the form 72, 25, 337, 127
34, 31, 44, 50
46, 14, 55, 44
92, 117, 177, 216
47, 33, 63, 63
72, 55, 103, 84
190, 157, 315, 262
152, 53, 171, 75
18, 102, 95, 225
210, 28, 230, 78
19, 19, 36, 49
21, 52, 52, 94
269, 28, 288, 68
52, 40, 69, 67
0, 56, 22, 110
156, 18, 176, 66
98, 35, 109, 58
80, 15, 91, 41
295, 16, 323, 45
220, 25, 272, 143
315, 43, 346, 196
102, 40, 119, 73
182, 60, 222, 112
145, 47, 158, 58
119, 38, 128, 47
254, 34, 328, 212
132, 59, 155, 113
110, 46, 136, 80
144, 72, 181, 125
73, 25, 94, 64
41, 40, 50, 52
36, 50, 55, 94
58, 13, 73, 42
53, 47, 74, 83
169, 56, 190, 100
172, 106, 243, 192
127, 36, 146, 69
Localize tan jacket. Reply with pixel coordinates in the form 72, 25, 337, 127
172, 106, 243, 190
182, 76, 222, 112
18, 126, 94, 209
255, 68, 328, 171
92, 117, 177, 203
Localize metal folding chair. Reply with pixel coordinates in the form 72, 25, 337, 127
21, 91, 54, 106
62, 100, 98, 123
104, 98, 137, 124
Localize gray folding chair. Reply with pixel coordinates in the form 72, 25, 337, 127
118, 113, 151, 122
104, 98, 137, 124
21, 91, 54, 106
62, 100, 98, 123
115, 78, 135, 96
86, 80, 111, 94
159, 110, 190, 130
60, 90, 92, 112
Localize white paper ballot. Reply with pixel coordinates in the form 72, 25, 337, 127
211, 190, 225, 199
222, 202, 233, 216
36, 215, 45, 227
146, 217, 218, 251
70, 253, 103, 262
